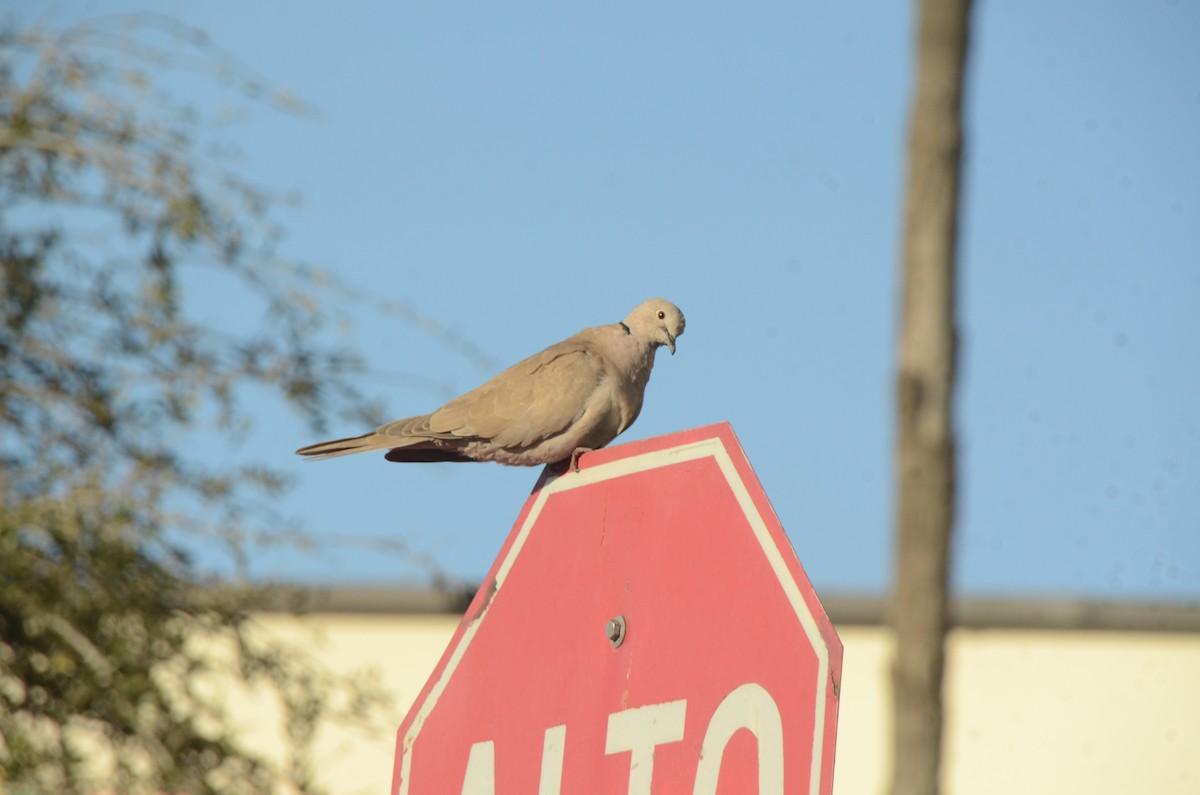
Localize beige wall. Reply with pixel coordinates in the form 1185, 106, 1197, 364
836, 627, 1199, 795
242, 613, 1200, 795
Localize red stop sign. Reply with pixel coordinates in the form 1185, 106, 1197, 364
391, 423, 842, 794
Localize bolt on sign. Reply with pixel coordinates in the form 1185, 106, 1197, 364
391, 423, 843, 795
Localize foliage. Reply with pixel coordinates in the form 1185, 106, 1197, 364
0, 14, 414, 794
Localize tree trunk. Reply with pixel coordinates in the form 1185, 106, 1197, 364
890, 1, 971, 794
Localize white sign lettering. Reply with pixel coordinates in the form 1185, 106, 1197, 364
605, 699, 689, 794
693, 683, 784, 795
456, 682, 783, 794
459, 740, 494, 795
539, 724, 567, 795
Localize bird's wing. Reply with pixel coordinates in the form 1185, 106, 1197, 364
405, 337, 607, 450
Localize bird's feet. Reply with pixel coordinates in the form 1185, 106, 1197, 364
569, 446, 594, 472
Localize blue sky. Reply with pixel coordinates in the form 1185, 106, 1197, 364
26, 0, 1200, 600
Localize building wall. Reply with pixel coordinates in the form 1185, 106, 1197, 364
241, 613, 1200, 795
835, 626, 1199, 795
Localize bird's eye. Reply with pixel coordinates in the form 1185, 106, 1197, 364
657, 310, 666, 320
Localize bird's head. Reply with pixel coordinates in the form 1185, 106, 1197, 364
624, 298, 686, 355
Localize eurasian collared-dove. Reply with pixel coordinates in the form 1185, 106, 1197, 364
295, 298, 685, 469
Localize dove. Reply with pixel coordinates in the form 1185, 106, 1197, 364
295, 298, 685, 469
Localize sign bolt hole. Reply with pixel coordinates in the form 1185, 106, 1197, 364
606, 615, 627, 648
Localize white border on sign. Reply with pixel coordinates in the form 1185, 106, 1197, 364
396, 436, 831, 795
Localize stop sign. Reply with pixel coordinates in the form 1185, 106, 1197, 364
391, 423, 842, 794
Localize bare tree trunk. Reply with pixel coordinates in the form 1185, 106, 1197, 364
890, 1, 971, 794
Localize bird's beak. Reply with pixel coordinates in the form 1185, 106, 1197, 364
666, 332, 676, 355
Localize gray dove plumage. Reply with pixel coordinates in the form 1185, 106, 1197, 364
295, 298, 685, 468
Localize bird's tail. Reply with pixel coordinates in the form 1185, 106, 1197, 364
295, 432, 391, 460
